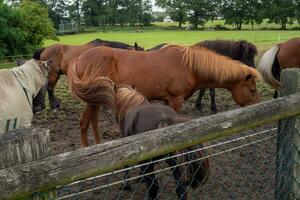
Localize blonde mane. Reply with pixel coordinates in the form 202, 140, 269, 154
165, 45, 262, 83
115, 85, 148, 122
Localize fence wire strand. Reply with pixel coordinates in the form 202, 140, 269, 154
55, 127, 278, 200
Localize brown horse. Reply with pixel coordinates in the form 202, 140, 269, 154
114, 85, 210, 199
33, 39, 143, 109
149, 40, 257, 112
257, 37, 300, 97
68, 44, 261, 147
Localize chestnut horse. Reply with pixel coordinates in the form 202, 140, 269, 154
257, 37, 300, 98
148, 40, 257, 112
114, 85, 210, 199
68, 44, 261, 147
32, 39, 143, 109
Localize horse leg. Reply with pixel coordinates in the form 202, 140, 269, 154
273, 90, 278, 99
140, 163, 159, 200
168, 96, 185, 113
195, 89, 206, 111
165, 157, 187, 200
209, 88, 218, 113
121, 167, 133, 191
80, 105, 94, 147
48, 73, 61, 110
90, 105, 101, 144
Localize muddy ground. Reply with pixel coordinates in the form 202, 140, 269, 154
32, 77, 278, 199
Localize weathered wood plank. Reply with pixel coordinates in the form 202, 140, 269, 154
0, 128, 52, 169
1, 92, 300, 200
275, 69, 300, 200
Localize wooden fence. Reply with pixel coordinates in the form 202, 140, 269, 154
1, 69, 300, 199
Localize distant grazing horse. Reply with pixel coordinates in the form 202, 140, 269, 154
68, 44, 261, 147
32, 38, 144, 109
113, 85, 210, 199
0, 59, 49, 134
148, 40, 257, 112
257, 37, 300, 98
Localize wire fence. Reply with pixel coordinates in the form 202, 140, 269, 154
30, 126, 285, 200
0, 54, 32, 68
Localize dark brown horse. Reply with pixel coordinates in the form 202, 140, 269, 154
68, 44, 261, 147
32, 39, 143, 109
257, 37, 300, 98
148, 40, 257, 112
114, 85, 210, 200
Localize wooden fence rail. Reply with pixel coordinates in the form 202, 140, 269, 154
1, 90, 300, 199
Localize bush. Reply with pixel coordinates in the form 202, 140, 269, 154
0, 1, 57, 57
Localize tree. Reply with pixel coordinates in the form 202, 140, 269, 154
156, 0, 188, 28
222, 0, 248, 30
0, 1, 26, 56
186, 0, 217, 29
18, 1, 57, 49
264, 0, 295, 29
0, 0, 57, 56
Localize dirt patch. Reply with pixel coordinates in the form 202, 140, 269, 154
32, 76, 277, 199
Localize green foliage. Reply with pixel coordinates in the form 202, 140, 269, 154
187, 0, 217, 29
81, 0, 152, 26
0, 0, 57, 57
156, 0, 188, 28
266, 0, 295, 29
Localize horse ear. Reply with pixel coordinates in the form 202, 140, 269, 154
245, 74, 252, 81
46, 59, 52, 66
134, 42, 138, 50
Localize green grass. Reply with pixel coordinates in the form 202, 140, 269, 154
1, 27, 299, 69
45, 29, 300, 50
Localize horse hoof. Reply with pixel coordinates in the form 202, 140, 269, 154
211, 108, 218, 114
195, 105, 203, 111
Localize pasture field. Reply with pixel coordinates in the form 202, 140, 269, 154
2, 29, 298, 198
45, 29, 300, 50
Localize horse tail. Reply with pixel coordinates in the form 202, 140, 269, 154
257, 45, 281, 89
68, 60, 116, 109
32, 48, 45, 60
162, 116, 210, 189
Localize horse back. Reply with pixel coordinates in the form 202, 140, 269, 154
278, 37, 300, 68
120, 104, 180, 137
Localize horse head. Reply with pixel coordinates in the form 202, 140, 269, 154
32, 60, 51, 113
32, 82, 47, 113
239, 40, 257, 68
230, 74, 260, 107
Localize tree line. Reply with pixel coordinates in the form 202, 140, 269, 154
1, 0, 300, 57
157, 0, 300, 30
6, 0, 300, 30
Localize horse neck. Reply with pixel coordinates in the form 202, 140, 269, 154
11, 62, 46, 98
199, 41, 239, 60
184, 47, 252, 90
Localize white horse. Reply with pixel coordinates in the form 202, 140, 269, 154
0, 59, 50, 134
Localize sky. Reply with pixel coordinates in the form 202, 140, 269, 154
151, 0, 164, 12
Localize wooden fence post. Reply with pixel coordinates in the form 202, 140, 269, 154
276, 68, 300, 200
0, 128, 56, 200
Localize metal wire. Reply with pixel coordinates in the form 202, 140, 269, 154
61, 127, 277, 189
57, 130, 276, 200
